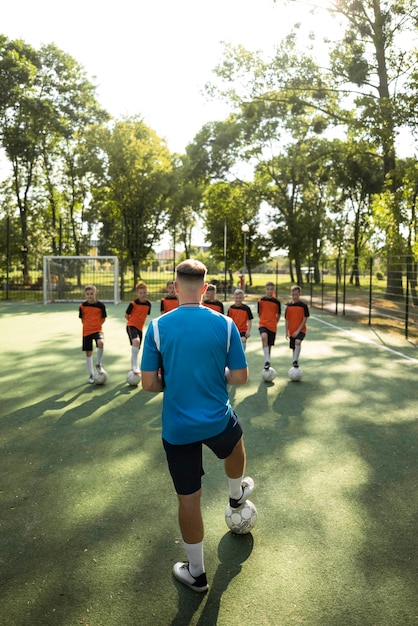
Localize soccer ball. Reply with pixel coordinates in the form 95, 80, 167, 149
93, 368, 107, 385
127, 370, 141, 386
288, 366, 303, 382
262, 367, 277, 382
225, 500, 258, 535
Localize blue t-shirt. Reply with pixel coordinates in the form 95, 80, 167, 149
141, 305, 247, 445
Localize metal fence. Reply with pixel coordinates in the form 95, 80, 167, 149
1, 253, 418, 345
302, 257, 418, 345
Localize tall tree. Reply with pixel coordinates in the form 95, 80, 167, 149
94, 117, 173, 288
323, 0, 418, 294
202, 180, 270, 285
0, 38, 107, 278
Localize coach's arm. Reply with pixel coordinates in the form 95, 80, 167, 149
225, 366, 248, 386
141, 370, 164, 393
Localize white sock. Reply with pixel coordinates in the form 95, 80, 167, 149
96, 348, 103, 365
183, 541, 204, 577
263, 347, 270, 361
293, 345, 301, 363
86, 355, 93, 376
229, 476, 243, 500
131, 345, 139, 370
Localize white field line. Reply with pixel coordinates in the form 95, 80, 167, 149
311, 316, 418, 364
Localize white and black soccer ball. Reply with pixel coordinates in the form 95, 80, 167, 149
127, 370, 141, 386
261, 367, 277, 382
225, 500, 258, 535
93, 368, 108, 385
288, 366, 303, 382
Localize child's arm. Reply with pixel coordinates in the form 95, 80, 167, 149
246, 318, 252, 337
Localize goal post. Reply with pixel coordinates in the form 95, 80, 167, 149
43, 256, 119, 304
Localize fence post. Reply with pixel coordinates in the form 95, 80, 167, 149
335, 256, 339, 315
5, 215, 10, 300
368, 257, 373, 326
405, 257, 410, 340
343, 258, 347, 315
120, 220, 125, 301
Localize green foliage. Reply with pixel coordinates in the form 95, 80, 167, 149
92, 116, 173, 284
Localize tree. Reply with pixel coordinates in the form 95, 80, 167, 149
202, 180, 270, 286
168, 154, 202, 259
94, 117, 173, 288
0, 38, 108, 279
325, 0, 418, 294
329, 138, 384, 285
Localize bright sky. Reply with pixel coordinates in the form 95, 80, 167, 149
1, 0, 334, 153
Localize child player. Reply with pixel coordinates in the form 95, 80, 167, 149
203, 283, 224, 314
79, 285, 107, 384
227, 288, 253, 350
285, 285, 310, 368
258, 281, 281, 370
125, 282, 152, 374
160, 279, 179, 314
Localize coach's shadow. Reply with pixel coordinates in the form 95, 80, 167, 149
170, 532, 254, 626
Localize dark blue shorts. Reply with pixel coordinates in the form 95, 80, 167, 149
289, 332, 305, 349
162, 412, 243, 495
126, 326, 143, 346
82, 332, 104, 351
259, 326, 276, 346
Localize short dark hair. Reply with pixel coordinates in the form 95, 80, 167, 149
176, 259, 207, 281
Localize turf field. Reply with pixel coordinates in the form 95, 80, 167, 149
1, 302, 417, 626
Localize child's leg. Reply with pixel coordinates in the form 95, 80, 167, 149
131, 344, 139, 372
96, 338, 104, 366
293, 340, 301, 365
261, 332, 270, 362
86, 352, 94, 376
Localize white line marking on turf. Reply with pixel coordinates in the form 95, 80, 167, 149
311, 316, 418, 363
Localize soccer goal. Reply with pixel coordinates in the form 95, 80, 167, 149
43, 256, 119, 304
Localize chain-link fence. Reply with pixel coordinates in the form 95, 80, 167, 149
1, 249, 417, 344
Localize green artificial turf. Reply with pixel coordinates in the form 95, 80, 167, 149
0, 302, 417, 625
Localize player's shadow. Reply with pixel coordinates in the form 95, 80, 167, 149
170, 532, 254, 626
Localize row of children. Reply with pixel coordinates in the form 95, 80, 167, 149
78, 279, 309, 384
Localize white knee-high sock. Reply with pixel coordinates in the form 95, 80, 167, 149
293, 345, 301, 363
96, 348, 103, 365
86, 355, 93, 376
184, 541, 205, 577
131, 345, 139, 370
228, 476, 243, 500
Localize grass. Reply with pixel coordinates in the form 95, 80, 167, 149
0, 302, 418, 625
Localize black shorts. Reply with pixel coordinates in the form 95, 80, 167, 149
162, 412, 243, 495
82, 332, 104, 352
289, 332, 305, 349
126, 326, 143, 346
259, 326, 276, 346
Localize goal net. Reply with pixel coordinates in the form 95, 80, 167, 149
43, 256, 119, 304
